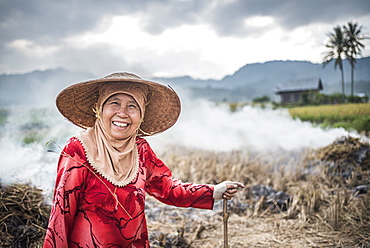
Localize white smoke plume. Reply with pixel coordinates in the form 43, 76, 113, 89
0, 90, 358, 202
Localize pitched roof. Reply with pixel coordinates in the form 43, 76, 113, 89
275, 78, 323, 93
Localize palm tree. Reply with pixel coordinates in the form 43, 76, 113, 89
323, 26, 346, 99
343, 22, 366, 96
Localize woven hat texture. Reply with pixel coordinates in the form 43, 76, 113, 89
56, 72, 181, 136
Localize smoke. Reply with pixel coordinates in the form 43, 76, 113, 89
0, 106, 80, 203
146, 89, 352, 154
0, 88, 358, 202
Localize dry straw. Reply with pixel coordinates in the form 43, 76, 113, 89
0, 183, 50, 247
2, 136, 369, 247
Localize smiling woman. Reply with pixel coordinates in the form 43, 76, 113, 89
43, 72, 244, 247
101, 94, 142, 140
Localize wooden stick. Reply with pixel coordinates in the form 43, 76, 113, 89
223, 199, 229, 248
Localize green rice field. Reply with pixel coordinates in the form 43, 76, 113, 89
288, 103, 370, 134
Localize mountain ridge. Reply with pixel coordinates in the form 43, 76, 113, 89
1, 57, 369, 105
154, 57, 370, 101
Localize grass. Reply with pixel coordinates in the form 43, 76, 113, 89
0, 108, 52, 145
288, 103, 370, 133
0, 109, 9, 125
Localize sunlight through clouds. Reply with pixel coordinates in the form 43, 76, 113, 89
244, 16, 275, 27
1, 1, 369, 78
7, 39, 59, 57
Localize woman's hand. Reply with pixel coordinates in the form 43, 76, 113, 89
213, 181, 245, 200
223, 182, 245, 200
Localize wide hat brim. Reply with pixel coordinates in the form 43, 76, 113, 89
56, 73, 181, 136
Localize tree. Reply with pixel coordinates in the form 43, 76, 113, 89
343, 22, 367, 96
252, 95, 270, 103
323, 26, 346, 99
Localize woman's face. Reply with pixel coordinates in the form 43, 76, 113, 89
101, 93, 141, 140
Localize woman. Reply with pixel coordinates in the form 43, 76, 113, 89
43, 72, 244, 248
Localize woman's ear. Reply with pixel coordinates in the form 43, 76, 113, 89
93, 102, 101, 119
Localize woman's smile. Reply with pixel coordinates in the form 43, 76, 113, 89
102, 93, 141, 140
112, 121, 129, 128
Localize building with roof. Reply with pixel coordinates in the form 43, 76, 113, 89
275, 78, 323, 104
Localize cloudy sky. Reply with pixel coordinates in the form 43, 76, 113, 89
1, 0, 370, 80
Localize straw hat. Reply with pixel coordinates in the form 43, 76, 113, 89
56, 72, 181, 136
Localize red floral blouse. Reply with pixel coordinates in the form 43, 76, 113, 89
43, 137, 214, 248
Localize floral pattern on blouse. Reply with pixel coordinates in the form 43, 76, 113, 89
43, 137, 214, 248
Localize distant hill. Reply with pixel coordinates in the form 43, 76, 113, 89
0, 68, 94, 107
154, 56, 370, 102
0, 57, 369, 106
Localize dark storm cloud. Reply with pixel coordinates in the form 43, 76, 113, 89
1, 0, 369, 44
1, 0, 369, 75
207, 0, 370, 36
0, 0, 209, 42
137, 0, 208, 34
0, 0, 128, 44
122, 0, 370, 36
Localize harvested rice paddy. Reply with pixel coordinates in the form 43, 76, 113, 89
1, 137, 369, 247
